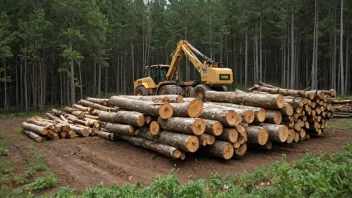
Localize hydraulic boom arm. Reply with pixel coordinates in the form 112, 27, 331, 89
165, 40, 216, 81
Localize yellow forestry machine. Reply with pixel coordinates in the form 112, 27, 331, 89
133, 40, 233, 98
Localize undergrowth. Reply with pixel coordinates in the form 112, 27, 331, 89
41, 142, 352, 197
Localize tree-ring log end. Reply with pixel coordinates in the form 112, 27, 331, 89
159, 103, 174, 119
149, 121, 160, 135
186, 136, 199, 153
276, 95, 285, 108
192, 119, 206, 135
212, 121, 223, 136
226, 110, 238, 126
187, 98, 203, 118
258, 128, 268, 145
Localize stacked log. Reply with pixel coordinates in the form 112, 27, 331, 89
332, 100, 352, 118
21, 85, 336, 160
249, 82, 335, 138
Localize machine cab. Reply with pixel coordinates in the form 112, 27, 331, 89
146, 64, 178, 84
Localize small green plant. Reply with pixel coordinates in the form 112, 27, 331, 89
12, 175, 26, 186
24, 172, 57, 192
12, 126, 23, 133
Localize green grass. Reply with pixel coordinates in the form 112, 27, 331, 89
328, 118, 352, 130
37, 142, 352, 197
24, 172, 57, 192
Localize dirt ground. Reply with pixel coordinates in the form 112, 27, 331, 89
3, 118, 352, 193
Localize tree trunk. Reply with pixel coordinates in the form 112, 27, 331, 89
200, 105, 239, 126
109, 96, 173, 119
199, 140, 234, 160
22, 130, 43, 142
22, 122, 47, 136
135, 129, 199, 153
245, 126, 268, 145
157, 117, 205, 136
69, 38, 75, 105
118, 135, 183, 159
205, 91, 284, 109
217, 128, 238, 143
245, 31, 248, 90
340, 0, 344, 95
203, 119, 223, 136
258, 123, 288, 142
104, 122, 134, 134
98, 111, 145, 127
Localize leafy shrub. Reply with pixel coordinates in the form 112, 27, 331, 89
24, 172, 57, 192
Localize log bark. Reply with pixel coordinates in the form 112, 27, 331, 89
281, 103, 293, 116
209, 102, 266, 123
22, 122, 47, 135
98, 111, 145, 127
264, 110, 282, 124
118, 135, 183, 159
245, 126, 268, 145
204, 103, 254, 124
149, 121, 160, 135
121, 95, 184, 103
72, 104, 90, 112
200, 106, 238, 126
22, 130, 43, 142
104, 122, 134, 134
199, 140, 234, 160
98, 131, 111, 139
287, 129, 295, 143
69, 125, 90, 137
86, 97, 109, 106
249, 84, 306, 97
203, 119, 223, 136
79, 99, 116, 112
218, 128, 238, 143
170, 98, 203, 118
110, 96, 173, 119
157, 117, 205, 135
205, 91, 284, 109
258, 123, 288, 142
27, 118, 53, 130
234, 143, 247, 156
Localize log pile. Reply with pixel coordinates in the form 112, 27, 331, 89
21, 84, 336, 160
248, 82, 335, 137
21, 97, 115, 142
332, 100, 352, 118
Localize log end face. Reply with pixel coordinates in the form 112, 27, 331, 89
176, 95, 184, 103
172, 149, 182, 159
285, 104, 294, 116
159, 103, 174, 119
149, 121, 160, 135
258, 128, 268, 145
257, 108, 266, 122
212, 121, 223, 136
187, 98, 204, 118
245, 110, 255, 124
222, 142, 235, 160
274, 111, 283, 125
192, 119, 206, 135
227, 128, 238, 143
226, 110, 238, 126
279, 125, 289, 142
276, 95, 285, 109
136, 115, 146, 127
186, 136, 200, 153
235, 143, 247, 156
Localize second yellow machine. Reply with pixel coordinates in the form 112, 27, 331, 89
133, 40, 233, 98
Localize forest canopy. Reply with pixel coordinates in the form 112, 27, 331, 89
0, 0, 351, 112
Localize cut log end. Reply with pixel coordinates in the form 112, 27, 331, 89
187, 98, 204, 118
244, 110, 255, 124
186, 136, 200, 153
159, 103, 174, 119
235, 143, 247, 156
149, 121, 160, 135
287, 129, 295, 143
279, 126, 289, 142
258, 128, 269, 145
276, 95, 285, 109
257, 108, 266, 122
209, 121, 223, 136
226, 110, 238, 126
192, 119, 206, 136
285, 104, 294, 116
